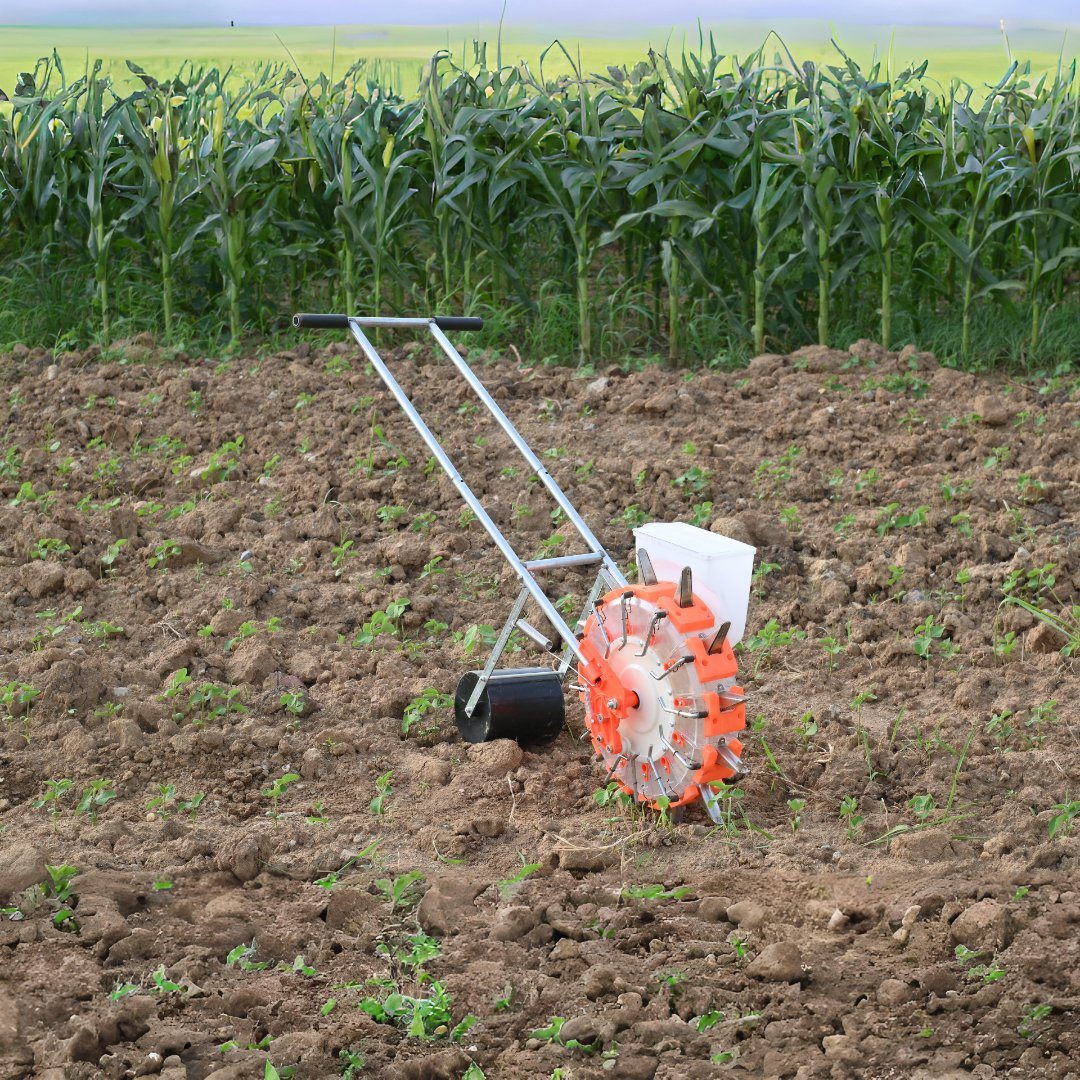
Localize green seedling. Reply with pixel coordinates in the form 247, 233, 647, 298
280, 691, 307, 717
839, 796, 864, 838
227, 941, 270, 972
147, 783, 177, 818
1018, 1003, 1053, 1041
622, 883, 689, 901
148, 540, 182, 569
376, 870, 424, 912
33, 777, 74, 819
498, 855, 540, 901
29, 537, 70, 561
354, 600, 410, 646
151, 966, 184, 994
1047, 801, 1079, 840
359, 980, 475, 1041
786, 797, 806, 832
402, 688, 453, 737
369, 771, 394, 816
77, 779, 117, 821
262, 772, 300, 818
376, 931, 440, 969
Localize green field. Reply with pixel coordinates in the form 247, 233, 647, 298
2, 19, 1077, 93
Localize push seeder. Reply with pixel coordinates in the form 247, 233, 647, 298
293, 312, 757, 822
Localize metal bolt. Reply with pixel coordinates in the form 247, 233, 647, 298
607, 698, 618, 710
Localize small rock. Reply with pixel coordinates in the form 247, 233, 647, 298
697, 896, 730, 923
382, 534, 429, 570
584, 376, 610, 402
583, 966, 628, 1000
726, 900, 766, 930
64, 567, 96, 596
746, 941, 803, 983
559, 1014, 604, 1047
0, 843, 48, 901
709, 516, 754, 546
823, 1034, 862, 1063
827, 908, 849, 932
949, 899, 1013, 951
973, 394, 1009, 426
467, 739, 523, 776
18, 561, 65, 598
920, 965, 958, 996
1027, 621, 1067, 654
491, 906, 537, 941
641, 390, 676, 415
416, 876, 483, 935
892, 904, 921, 945
299, 747, 326, 780
557, 846, 617, 873
227, 640, 277, 686
877, 978, 913, 1006
216, 834, 266, 883
0, 988, 21, 1051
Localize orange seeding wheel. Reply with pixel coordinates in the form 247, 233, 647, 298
577, 582, 746, 812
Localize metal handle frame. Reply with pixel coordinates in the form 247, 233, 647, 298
309, 315, 629, 715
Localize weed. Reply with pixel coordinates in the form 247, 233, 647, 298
786, 797, 806, 832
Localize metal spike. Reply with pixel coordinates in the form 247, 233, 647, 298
677, 566, 693, 609
717, 689, 746, 707
604, 755, 626, 783
707, 620, 732, 655
637, 547, 657, 586
636, 610, 667, 657
647, 755, 675, 800
661, 735, 702, 771
716, 743, 749, 776
617, 590, 634, 651
650, 654, 694, 681
659, 700, 709, 720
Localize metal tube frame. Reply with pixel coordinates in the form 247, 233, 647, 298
346, 317, 628, 716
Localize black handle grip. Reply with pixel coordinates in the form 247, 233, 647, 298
434, 316, 484, 332
293, 313, 350, 329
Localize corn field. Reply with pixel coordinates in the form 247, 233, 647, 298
1, 41, 1078, 366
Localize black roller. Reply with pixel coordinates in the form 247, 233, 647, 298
454, 668, 564, 745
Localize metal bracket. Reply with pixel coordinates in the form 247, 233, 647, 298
463, 587, 530, 718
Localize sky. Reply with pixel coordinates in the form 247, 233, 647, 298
5, 0, 1077, 24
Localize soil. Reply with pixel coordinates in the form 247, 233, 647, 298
0, 334, 1077, 1080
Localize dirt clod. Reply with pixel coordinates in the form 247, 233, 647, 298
746, 941, 804, 983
